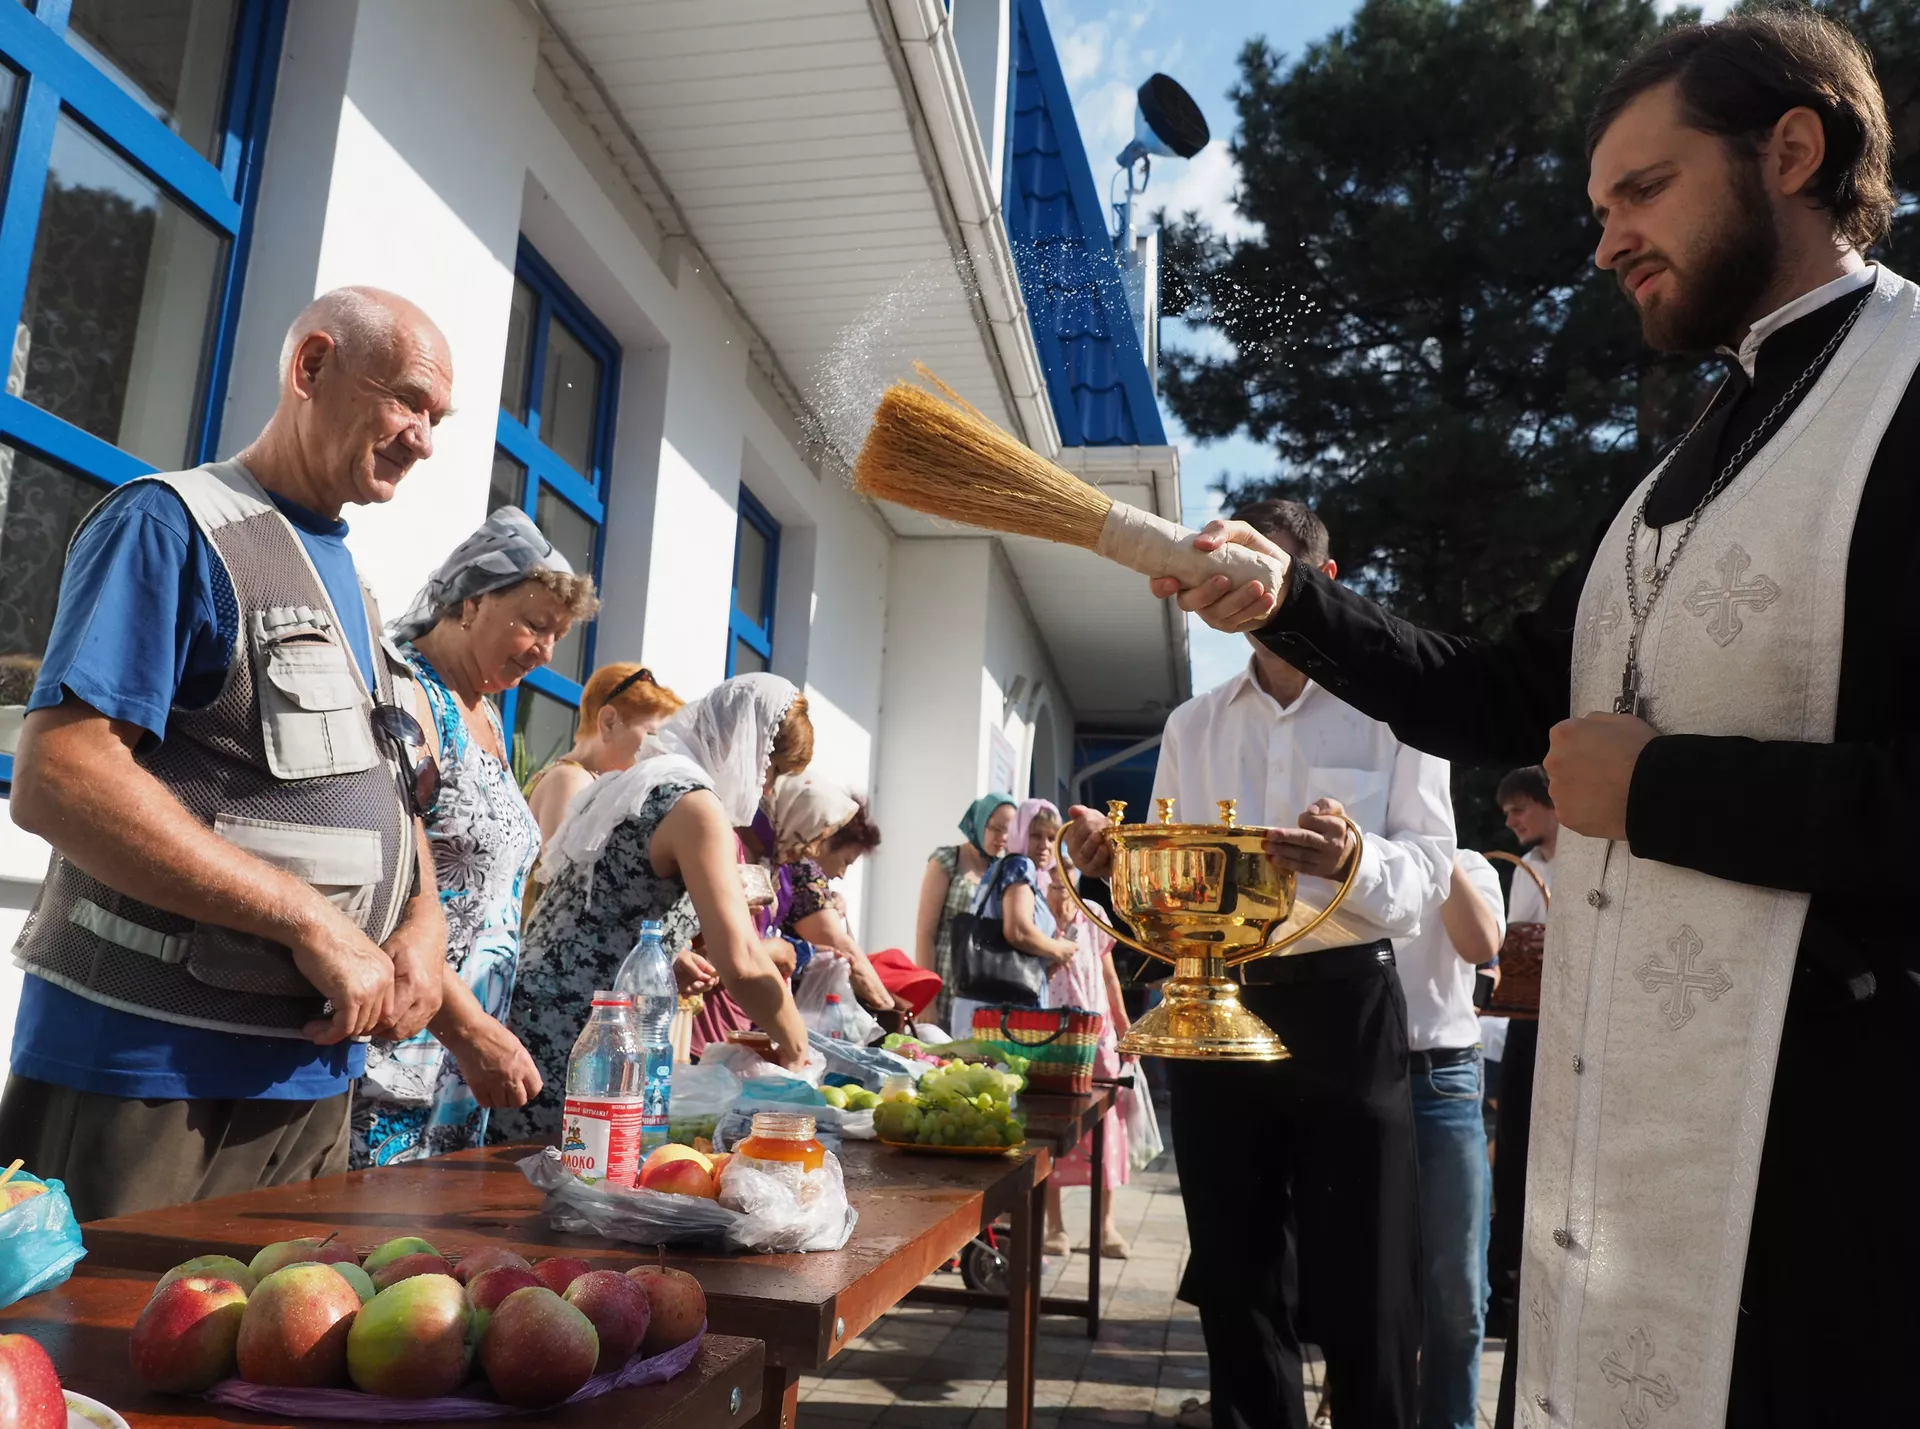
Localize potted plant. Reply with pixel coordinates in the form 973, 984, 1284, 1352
0, 654, 38, 755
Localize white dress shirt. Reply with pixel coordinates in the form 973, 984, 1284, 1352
1397, 850, 1505, 1052
1150, 658, 1455, 946
1507, 847, 1553, 925
1723, 265, 1875, 378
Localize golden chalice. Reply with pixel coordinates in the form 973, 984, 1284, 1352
1057, 798, 1365, 1061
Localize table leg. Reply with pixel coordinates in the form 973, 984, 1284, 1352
1087, 1108, 1105, 1339
748, 1362, 800, 1429
1007, 1171, 1041, 1429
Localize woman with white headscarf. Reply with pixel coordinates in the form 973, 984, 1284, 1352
768, 776, 897, 1013
351, 507, 598, 1168
493, 673, 815, 1144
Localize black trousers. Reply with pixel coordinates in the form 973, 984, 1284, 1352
1169, 957, 1421, 1429
1488, 1019, 1537, 1429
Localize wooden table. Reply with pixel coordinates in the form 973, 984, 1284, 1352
81, 1139, 1052, 1429
906, 1083, 1120, 1338
0, 1261, 764, 1428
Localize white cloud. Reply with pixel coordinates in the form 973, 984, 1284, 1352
1147, 138, 1256, 241
1058, 20, 1107, 84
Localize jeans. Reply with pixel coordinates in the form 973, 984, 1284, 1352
1409, 1049, 1489, 1429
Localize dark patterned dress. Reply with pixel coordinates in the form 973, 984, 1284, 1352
350, 647, 541, 1167
489, 780, 703, 1145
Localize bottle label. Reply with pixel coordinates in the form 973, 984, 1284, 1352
641, 1047, 673, 1154
561, 1096, 645, 1186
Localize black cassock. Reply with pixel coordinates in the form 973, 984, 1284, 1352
1255, 280, 1920, 1429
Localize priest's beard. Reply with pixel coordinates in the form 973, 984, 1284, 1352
1630, 157, 1781, 354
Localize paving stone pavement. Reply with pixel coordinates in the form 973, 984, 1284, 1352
799, 1142, 1508, 1428
798, 1150, 1192, 1429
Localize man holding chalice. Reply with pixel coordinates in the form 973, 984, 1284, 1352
1063, 499, 1455, 1429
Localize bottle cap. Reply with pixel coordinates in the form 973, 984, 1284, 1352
590, 990, 633, 1008
640, 919, 665, 938
825, 994, 841, 1004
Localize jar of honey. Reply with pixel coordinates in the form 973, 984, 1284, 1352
734, 1111, 826, 1177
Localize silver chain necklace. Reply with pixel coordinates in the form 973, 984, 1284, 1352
1614, 290, 1869, 717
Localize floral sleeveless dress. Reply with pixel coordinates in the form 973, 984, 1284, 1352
349, 647, 542, 1167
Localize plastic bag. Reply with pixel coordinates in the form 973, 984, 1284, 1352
0, 1175, 85, 1309
810, 1030, 922, 1090
698, 1039, 827, 1087
1125, 1083, 1165, 1174
203, 1327, 706, 1419
795, 957, 882, 1046
667, 1061, 742, 1145
520, 1148, 856, 1253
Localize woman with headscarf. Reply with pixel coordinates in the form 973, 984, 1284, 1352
493, 673, 814, 1143
914, 793, 1016, 1031
948, 798, 1077, 1041
770, 776, 895, 1012
351, 507, 598, 1168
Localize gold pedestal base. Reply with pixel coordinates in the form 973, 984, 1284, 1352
1115, 955, 1289, 1062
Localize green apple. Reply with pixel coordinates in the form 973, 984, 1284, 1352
360, 1236, 441, 1277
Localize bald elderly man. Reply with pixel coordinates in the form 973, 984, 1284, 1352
0, 288, 455, 1219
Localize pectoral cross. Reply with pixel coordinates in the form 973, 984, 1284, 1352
1600, 1326, 1679, 1429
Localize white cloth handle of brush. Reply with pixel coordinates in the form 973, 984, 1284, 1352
1094, 502, 1291, 594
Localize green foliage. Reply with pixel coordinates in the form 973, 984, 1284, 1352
1159, 0, 1917, 849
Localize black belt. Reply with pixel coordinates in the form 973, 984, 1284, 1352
1409, 1046, 1479, 1072
1241, 939, 1394, 986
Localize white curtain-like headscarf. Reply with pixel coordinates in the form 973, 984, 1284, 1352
389, 506, 573, 643
769, 774, 860, 858
539, 672, 800, 883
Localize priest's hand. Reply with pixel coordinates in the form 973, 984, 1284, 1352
1147, 520, 1292, 633
1064, 806, 1116, 879
1544, 713, 1658, 842
1265, 798, 1357, 880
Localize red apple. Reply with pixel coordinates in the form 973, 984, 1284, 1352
625, 1263, 707, 1355
249, 1237, 358, 1281
154, 1255, 257, 1298
478, 1287, 598, 1407
346, 1274, 473, 1397
0, 1334, 63, 1429
637, 1157, 717, 1198
454, 1245, 532, 1285
563, 1269, 651, 1372
369, 1251, 455, 1292
531, 1256, 592, 1295
130, 1276, 247, 1393
360, 1236, 441, 1276
468, 1266, 545, 1337
0, 1182, 48, 1211
235, 1263, 360, 1387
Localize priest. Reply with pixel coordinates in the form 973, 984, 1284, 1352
1114, 12, 1916, 1428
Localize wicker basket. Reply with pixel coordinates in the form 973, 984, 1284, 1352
972, 1004, 1104, 1095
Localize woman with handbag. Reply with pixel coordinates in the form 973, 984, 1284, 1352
949, 799, 1077, 1040
915, 794, 1016, 1031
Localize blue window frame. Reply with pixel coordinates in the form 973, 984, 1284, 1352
726, 487, 779, 677
0, 0, 287, 789
491, 238, 619, 775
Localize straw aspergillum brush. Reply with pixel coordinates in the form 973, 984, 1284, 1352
851, 365, 1292, 597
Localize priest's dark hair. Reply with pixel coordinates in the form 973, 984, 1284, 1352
1231, 498, 1330, 568
1586, 8, 1894, 253
1496, 766, 1554, 811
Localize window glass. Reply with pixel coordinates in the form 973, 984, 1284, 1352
731, 638, 768, 676
488, 448, 524, 516
0, 447, 107, 671
513, 684, 577, 775
499, 279, 535, 422
733, 515, 769, 622
16, 113, 228, 470
535, 486, 595, 682
66, 0, 241, 161
538, 316, 601, 478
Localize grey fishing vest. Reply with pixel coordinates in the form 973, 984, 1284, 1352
13, 459, 417, 1038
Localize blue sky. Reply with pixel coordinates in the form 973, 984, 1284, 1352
1037, 0, 1728, 692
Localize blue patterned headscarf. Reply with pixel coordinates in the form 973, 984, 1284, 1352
389, 506, 574, 642
959, 793, 1016, 855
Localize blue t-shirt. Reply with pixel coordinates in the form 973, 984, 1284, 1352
15, 478, 376, 1100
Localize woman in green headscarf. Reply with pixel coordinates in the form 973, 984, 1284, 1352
913, 793, 1017, 1032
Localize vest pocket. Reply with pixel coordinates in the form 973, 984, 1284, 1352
252, 607, 380, 779
186, 814, 386, 996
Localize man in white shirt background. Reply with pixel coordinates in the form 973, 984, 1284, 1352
1395, 850, 1504, 1429
1091, 499, 1455, 1429
1483, 766, 1556, 1428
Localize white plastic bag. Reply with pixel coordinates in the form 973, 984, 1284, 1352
518, 1148, 856, 1253
698, 1038, 828, 1087
1125, 1083, 1165, 1174
795, 956, 882, 1045
666, 1061, 741, 1144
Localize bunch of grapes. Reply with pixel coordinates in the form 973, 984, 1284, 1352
875, 1063, 1026, 1148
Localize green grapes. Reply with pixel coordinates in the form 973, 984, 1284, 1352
875, 1064, 1026, 1149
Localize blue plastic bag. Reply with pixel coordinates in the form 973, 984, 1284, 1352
0, 1175, 86, 1307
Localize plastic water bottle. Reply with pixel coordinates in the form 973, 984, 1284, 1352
562, 991, 644, 1186
823, 993, 851, 1041
616, 919, 676, 1154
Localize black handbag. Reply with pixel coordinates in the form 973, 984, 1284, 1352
950, 858, 1049, 1007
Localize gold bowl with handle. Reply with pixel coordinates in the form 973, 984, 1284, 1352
1056, 798, 1365, 1061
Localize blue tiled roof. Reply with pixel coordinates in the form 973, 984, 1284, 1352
1003, 0, 1166, 448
